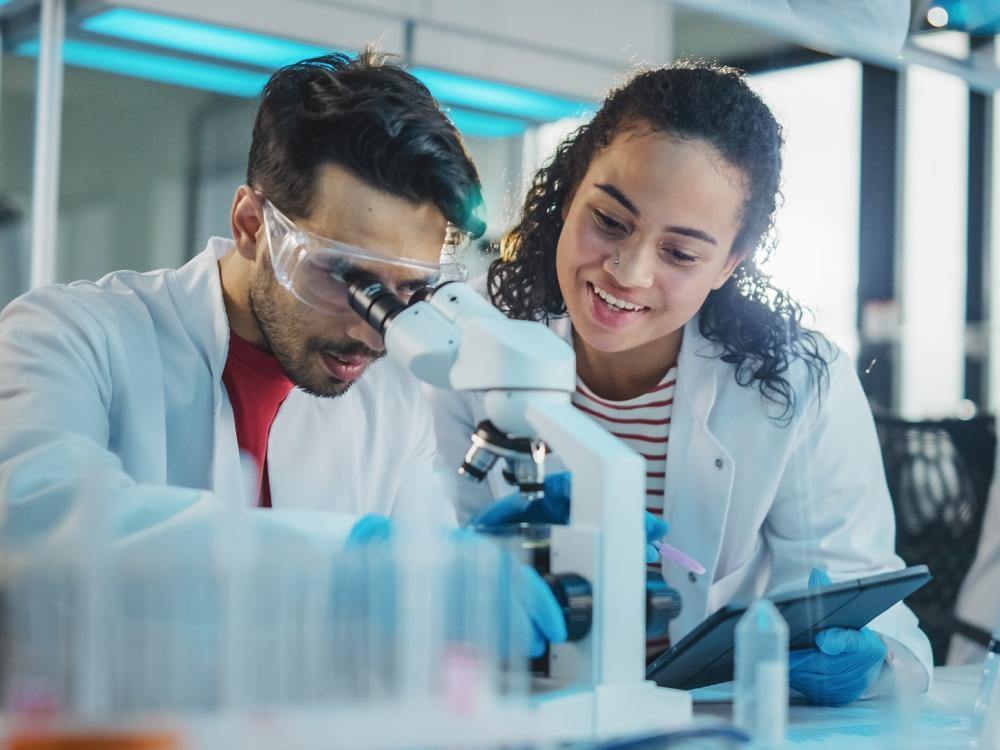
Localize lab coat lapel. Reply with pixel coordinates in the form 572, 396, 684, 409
171, 239, 243, 499
665, 320, 736, 638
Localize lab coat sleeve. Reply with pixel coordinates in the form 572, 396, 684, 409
762, 350, 933, 691
388, 386, 458, 529
0, 290, 354, 556
0, 289, 216, 547
427, 385, 497, 525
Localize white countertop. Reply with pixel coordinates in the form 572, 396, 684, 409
693, 664, 985, 748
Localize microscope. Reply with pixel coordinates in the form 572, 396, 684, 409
347, 274, 692, 741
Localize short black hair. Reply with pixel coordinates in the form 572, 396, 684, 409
247, 49, 485, 239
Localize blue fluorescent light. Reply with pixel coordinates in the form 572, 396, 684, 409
412, 67, 591, 122
80, 8, 330, 69
447, 108, 528, 139
76, 7, 589, 122
15, 39, 268, 97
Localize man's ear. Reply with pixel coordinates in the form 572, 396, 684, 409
231, 185, 263, 261
712, 249, 747, 290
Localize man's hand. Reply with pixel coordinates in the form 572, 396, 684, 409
345, 514, 567, 658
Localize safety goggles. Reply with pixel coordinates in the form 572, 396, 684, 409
262, 198, 467, 315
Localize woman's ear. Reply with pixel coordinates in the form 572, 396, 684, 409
231, 185, 263, 261
560, 184, 579, 222
712, 250, 747, 290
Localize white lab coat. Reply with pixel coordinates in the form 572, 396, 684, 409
0, 238, 454, 557
431, 316, 933, 689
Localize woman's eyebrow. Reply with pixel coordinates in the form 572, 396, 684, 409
594, 182, 717, 246
595, 183, 639, 216
667, 226, 717, 246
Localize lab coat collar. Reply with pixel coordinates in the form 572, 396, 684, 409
171, 237, 241, 497
668, 321, 736, 634
171, 237, 234, 383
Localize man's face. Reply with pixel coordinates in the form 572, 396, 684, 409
249, 164, 448, 398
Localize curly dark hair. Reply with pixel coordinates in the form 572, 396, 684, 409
248, 49, 485, 240
488, 61, 829, 421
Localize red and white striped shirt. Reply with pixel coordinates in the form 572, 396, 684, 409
572, 365, 677, 658
571, 365, 677, 519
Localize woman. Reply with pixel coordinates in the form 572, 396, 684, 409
432, 62, 932, 705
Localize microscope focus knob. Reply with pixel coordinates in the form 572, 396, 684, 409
646, 571, 682, 640
543, 573, 592, 641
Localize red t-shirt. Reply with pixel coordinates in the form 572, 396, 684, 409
222, 330, 294, 508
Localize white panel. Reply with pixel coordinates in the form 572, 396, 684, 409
753, 60, 863, 360
416, 0, 673, 65
900, 58, 969, 418
149, 178, 190, 270
60, 200, 115, 282
462, 135, 523, 243
115, 0, 406, 54
413, 25, 618, 100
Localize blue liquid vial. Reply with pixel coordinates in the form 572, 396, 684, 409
734, 599, 788, 747
973, 621, 1000, 748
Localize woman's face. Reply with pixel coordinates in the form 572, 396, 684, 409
556, 128, 747, 362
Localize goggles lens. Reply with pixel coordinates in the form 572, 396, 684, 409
262, 199, 467, 314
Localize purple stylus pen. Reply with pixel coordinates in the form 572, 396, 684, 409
655, 540, 706, 576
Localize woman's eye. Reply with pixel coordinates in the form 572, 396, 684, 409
664, 247, 696, 265
593, 210, 626, 234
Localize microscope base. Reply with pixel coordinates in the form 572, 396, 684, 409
530, 678, 692, 741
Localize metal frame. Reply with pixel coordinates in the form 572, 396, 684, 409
857, 64, 903, 411
965, 36, 995, 409
28, 0, 64, 289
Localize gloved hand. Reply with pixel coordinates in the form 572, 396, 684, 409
506, 555, 568, 657
346, 513, 394, 546
471, 473, 572, 526
470, 472, 668, 563
788, 568, 887, 706
344, 514, 567, 658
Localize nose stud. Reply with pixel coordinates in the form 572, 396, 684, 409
612, 250, 621, 266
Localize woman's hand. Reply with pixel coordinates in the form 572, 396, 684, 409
788, 568, 887, 706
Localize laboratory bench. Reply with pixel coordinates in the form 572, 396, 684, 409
692, 663, 984, 748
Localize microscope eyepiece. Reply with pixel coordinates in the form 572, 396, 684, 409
345, 270, 408, 335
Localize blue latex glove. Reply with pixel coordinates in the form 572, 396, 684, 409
346, 513, 394, 546
470, 472, 668, 563
508, 557, 568, 657
788, 568, 887, 706
344, 515, 567, 658
471, 473, 573, 526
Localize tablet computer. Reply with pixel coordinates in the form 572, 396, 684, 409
645, 564, 932, 690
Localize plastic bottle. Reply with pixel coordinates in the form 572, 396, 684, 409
973, 618, 1000, 749
734, 599, 788, 747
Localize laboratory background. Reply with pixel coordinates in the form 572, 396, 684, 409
2, 0, 1000, 748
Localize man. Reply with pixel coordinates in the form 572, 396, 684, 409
0, 52, 564, 656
